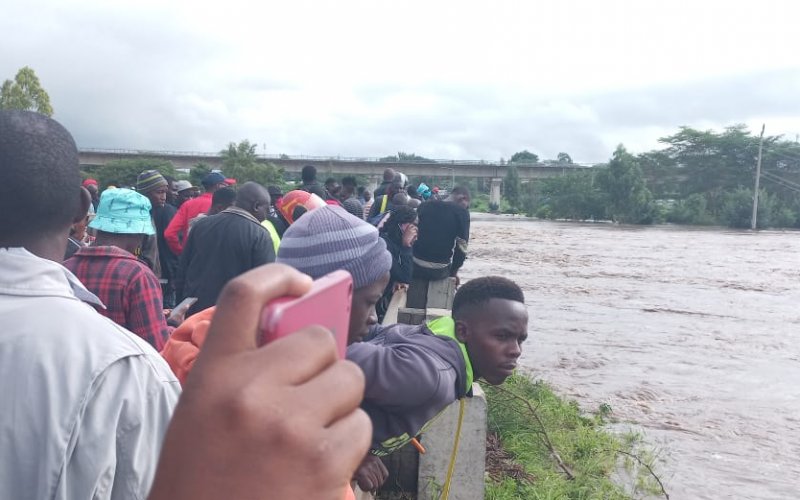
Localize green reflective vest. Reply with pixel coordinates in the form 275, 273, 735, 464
261, 220, 281, 255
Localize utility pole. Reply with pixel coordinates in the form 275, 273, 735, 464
751, 124, 765, 230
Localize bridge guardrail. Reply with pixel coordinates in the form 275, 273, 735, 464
79, 148, 594, 168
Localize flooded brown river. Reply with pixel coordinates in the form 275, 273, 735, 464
462, 215, 800, 500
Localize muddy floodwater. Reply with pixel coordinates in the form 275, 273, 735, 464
462, 215, 800, 500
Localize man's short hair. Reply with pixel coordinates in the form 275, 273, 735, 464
341, 176, 357, 188
451, 186, 470, 199
212, 186, 236, 207
452, 276, 524, 320
0, 110, 81, 236
391, 193, 409, 206
301, 165, 317, 183
383, 168, 395, 182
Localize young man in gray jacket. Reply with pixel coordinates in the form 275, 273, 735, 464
347, 276, 529, 491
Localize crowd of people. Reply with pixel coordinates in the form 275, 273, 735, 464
0, 109, 529, 499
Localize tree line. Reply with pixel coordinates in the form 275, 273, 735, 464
502, 126, 800, 229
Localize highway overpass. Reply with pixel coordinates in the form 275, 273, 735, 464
78, 148, 592, 182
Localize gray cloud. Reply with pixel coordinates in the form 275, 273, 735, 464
3, 2, 798, 165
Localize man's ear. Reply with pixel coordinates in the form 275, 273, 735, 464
73, 187, 91, 224
454, 319, 469, 344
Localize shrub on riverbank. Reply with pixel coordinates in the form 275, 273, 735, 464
485, 374, 666, 499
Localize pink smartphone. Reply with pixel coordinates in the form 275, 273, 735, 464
259, 270, 353, 357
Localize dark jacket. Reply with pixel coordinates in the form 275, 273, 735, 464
152, 204, 179, 282
382, 235, 413, 285
177, 208, 275, 315
373, 180, 392, 199
375, 235, 413, 322
300, 181, 328, 200
346, 318, 472, 456
367, 194, 401, 223
413, 200, 470, 272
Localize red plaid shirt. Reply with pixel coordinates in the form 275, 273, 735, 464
64, 246, 170, 350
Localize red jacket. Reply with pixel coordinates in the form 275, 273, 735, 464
164, 193, 212, 255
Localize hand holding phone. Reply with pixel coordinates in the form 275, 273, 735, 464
260, 270, 353, 357
167, 297, 198, 326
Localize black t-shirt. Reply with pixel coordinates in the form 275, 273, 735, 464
413, 200, 470, 270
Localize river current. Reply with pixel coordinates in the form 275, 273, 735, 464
461, 215, 800, 499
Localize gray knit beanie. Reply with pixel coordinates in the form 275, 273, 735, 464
277, 205, 392, 289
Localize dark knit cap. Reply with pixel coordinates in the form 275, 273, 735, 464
277, 205, 392, 289
136, 170, 167, 193
342, 197, 364, 219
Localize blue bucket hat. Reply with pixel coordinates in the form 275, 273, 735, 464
417, 182, 432, 200
89, 188, 155, 235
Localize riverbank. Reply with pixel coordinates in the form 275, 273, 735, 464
485, 374, 665, 499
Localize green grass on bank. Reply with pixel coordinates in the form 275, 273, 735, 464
485, 374, 665, 500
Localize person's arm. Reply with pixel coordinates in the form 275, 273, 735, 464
126, 267, 173, 351
396, 245, 414, 284
148, 264, 370, 500
164, 204, 188, 255
451, 207, 470, 275
396, 225, 417, 284
385, 238, 413, 285
345, 340, 444, 408
368, 196, 382, 219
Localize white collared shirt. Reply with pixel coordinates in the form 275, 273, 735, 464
0, 247, 181, 500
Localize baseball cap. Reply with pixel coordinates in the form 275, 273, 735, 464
202, 172, 226, 187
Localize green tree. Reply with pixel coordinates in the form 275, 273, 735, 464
595, 145, 654, 224
556, 152, 573, 164
95, 158, 177, 189
656, 125, 773, 198
509, 150, 539, 164
666, 193, 715, 225
190, 163, 212, 186
531, 171, 605, 220
720, 187, 764, 228
0, 66, 53, 116
220, 140, 285, 187
379, 152, 432, 163
503, 165, 522, 211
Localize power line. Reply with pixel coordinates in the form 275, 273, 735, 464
761, 170, 800, 193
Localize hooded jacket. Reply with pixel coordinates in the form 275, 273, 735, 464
346, 317, 473, 456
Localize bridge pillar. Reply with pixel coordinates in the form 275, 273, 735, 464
367, 174, 380, 194
489, 178, 502, 208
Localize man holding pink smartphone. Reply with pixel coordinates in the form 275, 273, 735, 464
162, 204, 392, 383
161, 204, 393, 499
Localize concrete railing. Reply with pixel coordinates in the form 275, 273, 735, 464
418, 383, 487, 500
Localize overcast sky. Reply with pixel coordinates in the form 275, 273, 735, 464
3, 0, 799, 163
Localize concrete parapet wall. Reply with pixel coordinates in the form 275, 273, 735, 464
418, 383, 487, 500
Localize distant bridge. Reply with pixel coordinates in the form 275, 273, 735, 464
78, 148, 592, 181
